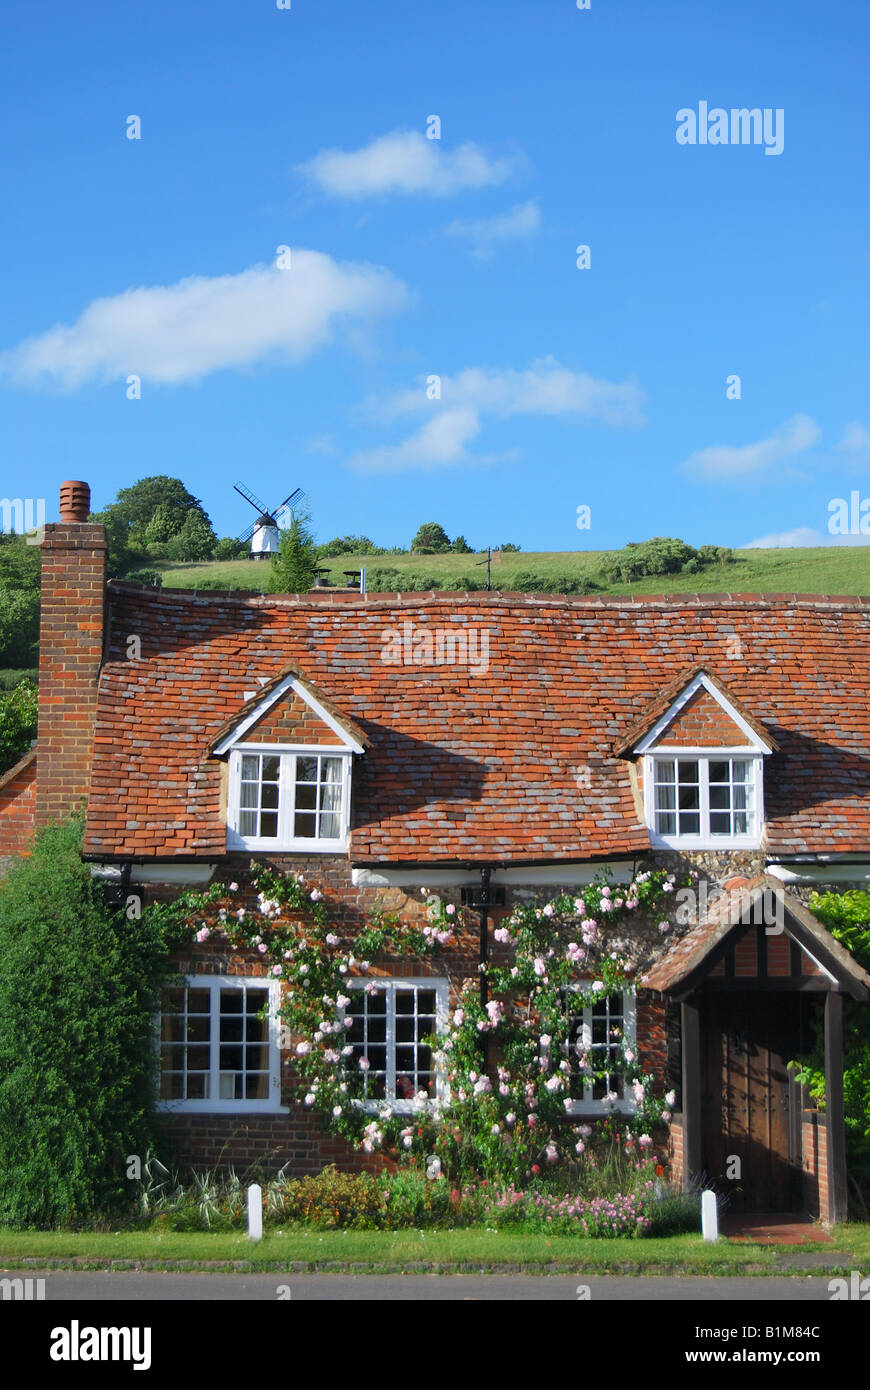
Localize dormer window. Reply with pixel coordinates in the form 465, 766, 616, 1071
211, 665, 367, 855
227, 746, 351, 851
618, 669, 775, 852
649, 755, 760, 846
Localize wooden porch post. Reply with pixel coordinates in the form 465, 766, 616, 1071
824, 990, 848, 1224
681, 998, 702, 1188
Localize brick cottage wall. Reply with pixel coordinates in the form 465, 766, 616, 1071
152, 856, 685, 1176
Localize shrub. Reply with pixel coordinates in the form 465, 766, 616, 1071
0, 679, 37, 775
121, 569, 163, 588
0, 817, 180, 1227
279, 1166, 386, 1229
793, 891, 870, 1175
510, 571, 599, 595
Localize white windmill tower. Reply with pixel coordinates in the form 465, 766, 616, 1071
234, 481, 306, 560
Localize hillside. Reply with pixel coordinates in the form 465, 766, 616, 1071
151, 546, 870, 597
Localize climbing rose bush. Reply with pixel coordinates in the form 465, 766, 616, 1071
153, 863, 691, 1183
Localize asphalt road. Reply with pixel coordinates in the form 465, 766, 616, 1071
15, 1271, 849, 1300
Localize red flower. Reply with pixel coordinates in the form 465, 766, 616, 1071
531, 1164, 541, 1175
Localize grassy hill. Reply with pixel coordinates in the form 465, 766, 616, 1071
150, 547, 870, 597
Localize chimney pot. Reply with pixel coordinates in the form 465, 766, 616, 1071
59, 480, 91, 524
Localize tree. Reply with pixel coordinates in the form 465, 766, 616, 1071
105, 476, 204, 537
213, 537, 248, 561
317, 535, 381, 558
451, 535, 473, 554
500, 542, 521, 553
411, 522, 451, 553
269, 512, 319, 593
0, 680, 37, 774
0, 816, 178, 1225
144, 503, 184, 546
164, 508, 216, 562
0, 536, 40, 668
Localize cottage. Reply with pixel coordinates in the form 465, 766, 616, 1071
2, 481, 869, 1222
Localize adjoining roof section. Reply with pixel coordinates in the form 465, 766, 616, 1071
210, 662, 368, 756
643, 874, 870, 1000
613, 665, 777, 758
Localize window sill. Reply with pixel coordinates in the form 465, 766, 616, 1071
648, 833, 762, 852
156, 1102, 290, 1116
226, 833, 349, 854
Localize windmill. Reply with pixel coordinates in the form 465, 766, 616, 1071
234, 480, 306, 560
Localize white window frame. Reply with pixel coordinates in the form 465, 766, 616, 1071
643, 749, 763, 850
561, 988, 637, 1116
156, 974, 286, 1115
345, 978, 450, 1115
226, 744, 352, 852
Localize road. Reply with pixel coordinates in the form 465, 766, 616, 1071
11, 1271, 848, 1300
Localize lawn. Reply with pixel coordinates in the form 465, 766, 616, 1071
153, 547, 870, 597
1, 1225, 867, 1275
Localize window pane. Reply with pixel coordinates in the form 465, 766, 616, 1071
296, 757, 318, 782
655, 810, 676, 834
241, 755, 259, 780
678, 761, 699, 784
295, 784, 317, 811
319, 811, 340, 838
709, 761, 729, 782
294, 812, 316, 838
262, 756, 280, 781
261, 782, 279, 810
260, 812, 278, 838
710, 812, 731, 835
239, 810, 257, 837
732, 759, 750, 781
678, 785, 700, 810
655, 761, 675, 784
655, 784, 676, 811
323, 757, 342, 783
679, 812, 700, 834
709, 785, 730, 810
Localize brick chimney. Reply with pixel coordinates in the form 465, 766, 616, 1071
36, 482, 107, 825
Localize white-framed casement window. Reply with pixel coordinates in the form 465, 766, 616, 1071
226, 746, 351, 852
561, 989, 637, 1115
156, 975, 285, 1113
643, 753, 762, 850
346, 978, 449, 1113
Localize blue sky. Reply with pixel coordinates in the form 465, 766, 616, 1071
2, 0, 869, 552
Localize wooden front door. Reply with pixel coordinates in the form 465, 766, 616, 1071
700, 994, 800, 1212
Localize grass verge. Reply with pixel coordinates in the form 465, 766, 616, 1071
0, 1225, 867, 1275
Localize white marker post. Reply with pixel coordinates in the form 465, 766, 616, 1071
247, 1183, 263, 1241
701, 1189, 719, 1242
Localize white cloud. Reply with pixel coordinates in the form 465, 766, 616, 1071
682, 413, 821, 480
0, 251, 410, 388
346, 407, 482, 475
298, 130, 514, 199
743, 525, 870, 548
444, 200, 541, 257
743, 526, 829, 548
837, 421, 870, 454
380, 357, 645, 428
348, 358, 645, 474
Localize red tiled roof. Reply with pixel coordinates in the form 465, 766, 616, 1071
82, 587, 870, 863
